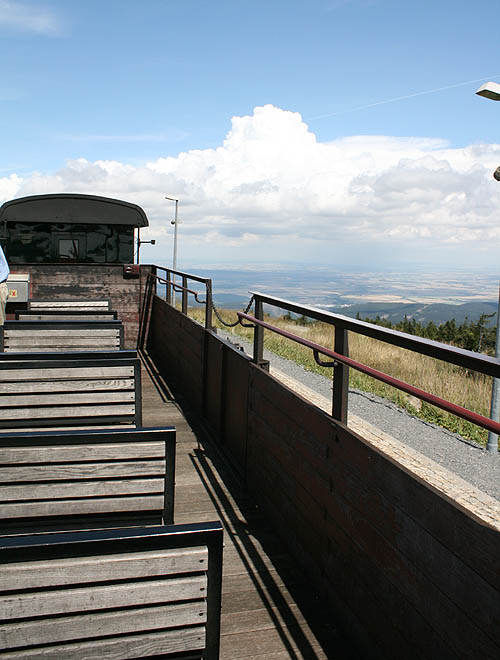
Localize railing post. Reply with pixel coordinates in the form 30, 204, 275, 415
151, 266, 157, 295
332, 325, 349, 424
166, 270, 172, 305
205, 279, 213, 329
252, 297, 269, 370
487, 283, 500, 453
182, 275, 188, 314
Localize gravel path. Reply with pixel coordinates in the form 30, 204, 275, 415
220, 329, 500, 502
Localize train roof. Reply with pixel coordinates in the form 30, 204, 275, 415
0, 194, 149, 227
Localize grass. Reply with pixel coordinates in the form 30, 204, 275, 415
188, 305, 492, 447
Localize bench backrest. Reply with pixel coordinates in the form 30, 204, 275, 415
0, 522, 223, 659
16, 310, 118, 321
0, 427, 176, 533
27, 299, 112, 311
0, 320, 124, 352
0, 357, 142, 429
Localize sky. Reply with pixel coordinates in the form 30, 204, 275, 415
1, 0, 500, 271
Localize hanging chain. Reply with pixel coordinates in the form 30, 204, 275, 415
209, 294, 255, 328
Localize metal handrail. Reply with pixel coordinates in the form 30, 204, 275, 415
156, 276, 207, 304
151, 266, 213, 328
155, 266, 212, 285
238, 310, 500, 437
249, 291, 500, 377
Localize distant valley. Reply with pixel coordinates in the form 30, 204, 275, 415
182, 263, 500, 327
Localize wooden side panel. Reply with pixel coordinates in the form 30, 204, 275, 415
204, 332, 224, 435
221, 345, 250, 479
149, 295, 204, 412
243, 364, 500, 660
146, 290, 500, 659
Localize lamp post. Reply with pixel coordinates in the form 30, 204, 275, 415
476, 82, 500, 452
165, 196, 179, 307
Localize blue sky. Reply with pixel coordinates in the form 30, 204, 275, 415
2, 0, 500, 270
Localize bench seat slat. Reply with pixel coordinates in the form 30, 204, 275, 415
4, 347, 120, 354
0, 495, 165, 519
0, 442, 165, 463
0, 626, 206, 660
1, 602, 207, 650
5, 329, 120, 337
0, 379, 134, 394
5, 342, 120, 352
0, 478, 165, 500
1, 461, 165, 482
1, 404, 135, 420
5, 344, 120, 352
0, 425, 139, 434
0, 391, 135, 406
29, 301, 110, 307
5, 341, 119, 350
0, 547, 208, 590
0, 575, 207, 619
17, 314, 117, 321
28, 304, 111, 309
28, 301, 111, 308
28, 298, 109, 309
0, 366, 134, 380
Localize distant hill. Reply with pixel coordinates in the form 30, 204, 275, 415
328, 301, 498, 326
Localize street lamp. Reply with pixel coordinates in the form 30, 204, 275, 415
165, 196, 179, 307
476, 81, 500, 101
476, 82, 500, 181
476, 82, 500, 452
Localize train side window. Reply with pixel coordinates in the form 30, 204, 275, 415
53, 233, 86, 261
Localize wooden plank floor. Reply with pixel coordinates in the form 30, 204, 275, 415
140, 353, 358, 660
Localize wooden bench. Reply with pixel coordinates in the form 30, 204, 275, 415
0, 427, 176, 534
0, 320, 124, 352
0, 356, 142, 430
27, 298, 112, 312
0, 521, 223, 659
16, 309, 118, 321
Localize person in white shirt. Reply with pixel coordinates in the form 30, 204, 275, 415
0, 245, 9, 325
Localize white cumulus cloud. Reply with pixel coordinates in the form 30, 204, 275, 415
2, 104, 500, 266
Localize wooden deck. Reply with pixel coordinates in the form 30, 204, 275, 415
140, 351, 357, 660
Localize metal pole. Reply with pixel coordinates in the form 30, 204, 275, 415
487, 284, 500, 452
165, 196, 179, 308
333, 325, 349, 424
173, 199, 178, 309
205, 279, 213, 329
136, 228, 140, 265
253, 298, 265, 366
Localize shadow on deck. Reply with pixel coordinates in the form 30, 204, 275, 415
140, 349, 357, 660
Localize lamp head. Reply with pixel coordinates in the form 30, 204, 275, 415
476, 81, 500, 101
494, 167, 500, 182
